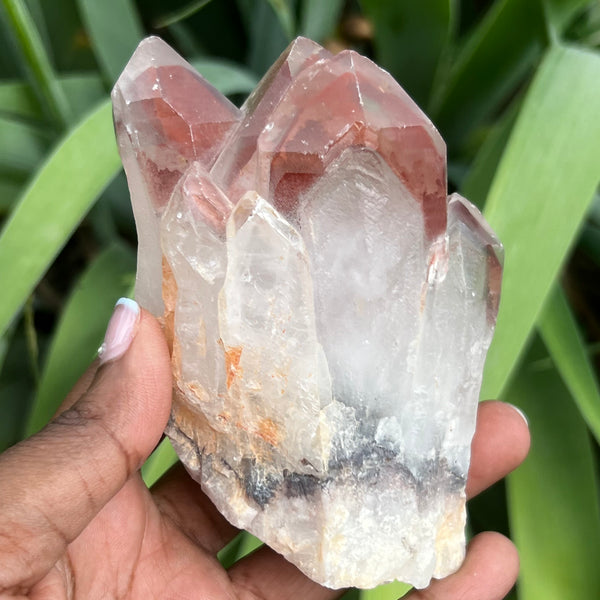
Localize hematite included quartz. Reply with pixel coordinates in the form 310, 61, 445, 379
112, 36, 503, 590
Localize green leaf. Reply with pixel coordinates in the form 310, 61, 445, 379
236, 0, 290, 75
234, 531, 263, 558
266, 0, 295, 40
0, 99, 121, 338
537, 283, 600, 444
25, 243, 135, 435
34, 0, 96, 72
153, 0, 215, 29
431, 0, 546, 147
506, 342, 600, 599
0, 78, 40, 119
0, 74, 105, 122
61, 73, 106, 119
0, 8, 21, 78
218, 533, 245, 568
299, 0, 343, 42
0, 324, 34, 451
460, 97, 521, 208
0, 0, 71, 125
218, 530, 264, 566
481, 44, 600, 399
76, 0, 144, 85
0, 115, 49, 175
360, 581, 412, 599
580, 221, 600, 264
543, 0, 592, 32
141, 437, 179, 487
190, 58, 259, 96
360, 0, 454, 106
0, 177, 24, 213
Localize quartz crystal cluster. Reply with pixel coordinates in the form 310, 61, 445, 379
112, 36, 503, 590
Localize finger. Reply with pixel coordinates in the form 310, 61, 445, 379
57, 358, 100, 415
152, 462, 240, 554
467, 400, 530, 499
229, 545, 343, 600
405, 531, 519, 600
0, 302, 172, 592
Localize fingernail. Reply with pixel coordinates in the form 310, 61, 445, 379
98, 298, 140, 365
508, 403, 529, 427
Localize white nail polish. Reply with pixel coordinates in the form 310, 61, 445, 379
98, 298, 140, 365
507, 403, 529, 427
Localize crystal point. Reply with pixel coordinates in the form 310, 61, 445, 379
113, 37, 504, 590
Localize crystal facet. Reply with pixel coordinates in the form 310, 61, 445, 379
113, 37, 503, 590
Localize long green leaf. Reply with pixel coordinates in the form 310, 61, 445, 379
506, 343, 600, 599
34, 0, 96, 72
0, 99, 121, 338
580, 221, 600, 264
431, 0, 546, 147
460, 97, 520, 208
153, 0, 215, 29
481, 44, 600, 399
190, 58, 259, 96
76, 0, 144, 84
0, 115, 49, 175
0, 177, 24, 212
360, 0, 453, 106
61, 74, 106, 119
0, 0, 71, 125
299, 0, 344, 42
0, 74, 105, 122
236, 0, 289, 75
360, 581, 412, 599
265, 0, 295, 41
0, 78, 40, 119
543, 0, 592, 32
141, 437, 179, 487
537, 283, 600, 444
217, 531, 263, 567
26, 243, 135, 435
0, 325, 34, 451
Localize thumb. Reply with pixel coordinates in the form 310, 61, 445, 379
0, 299, 172, 592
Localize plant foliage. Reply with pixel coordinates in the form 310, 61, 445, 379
0, 0, 599, 597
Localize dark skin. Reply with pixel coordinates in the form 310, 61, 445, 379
0, 311, 530, 599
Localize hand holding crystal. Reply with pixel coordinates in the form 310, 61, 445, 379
0, 300, 529, 599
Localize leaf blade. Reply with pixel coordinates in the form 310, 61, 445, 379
431, 0, 545, 147
76, 0, 144, 84
0, 0, 71, 125
481, 44, 600, 399
26, 243, 135, 435
0, 99, 121, 338
190, 58, 259, 96
537, 283, 600, 444
506, 343, 600, 599
141, 437, 179, 487
360, 0, 453, 106
299, 0, 344, 42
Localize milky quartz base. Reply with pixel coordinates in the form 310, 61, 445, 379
112, 36, 503, 590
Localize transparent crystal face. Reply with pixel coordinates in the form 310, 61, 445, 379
113, 36, 503, 590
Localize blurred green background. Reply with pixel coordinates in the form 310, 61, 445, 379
1, 0, 600, 598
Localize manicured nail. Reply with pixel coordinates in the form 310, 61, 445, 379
98, 298, 140, 365
507, 403, 529, 427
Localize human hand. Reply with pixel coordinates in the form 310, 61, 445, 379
0, 299, 530, 599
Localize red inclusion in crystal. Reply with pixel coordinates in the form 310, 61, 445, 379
256, 50, 447, 239
211, 37, 330, 202
114, 37, 241, 212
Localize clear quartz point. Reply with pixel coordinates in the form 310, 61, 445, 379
113, 36, 504, 590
